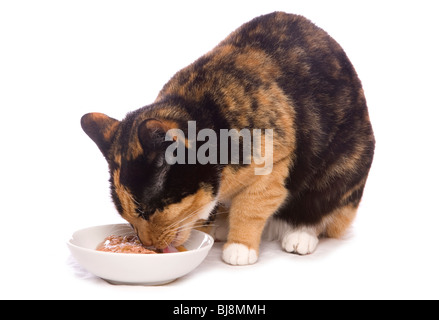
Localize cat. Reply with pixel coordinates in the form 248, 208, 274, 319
81, 12, 375, 265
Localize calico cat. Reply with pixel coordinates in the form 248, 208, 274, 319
81, 12, 375, 265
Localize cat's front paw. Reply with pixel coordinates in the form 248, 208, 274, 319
282, 229, 319, 255
222, 243, 258, 265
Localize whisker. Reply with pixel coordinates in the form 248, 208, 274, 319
165, 204, 225, 237
166, 201, 214, 230
158, 201, 221, 246
165, 215, 209, 235
170, 207, 226, 232
177, 221, 216, 231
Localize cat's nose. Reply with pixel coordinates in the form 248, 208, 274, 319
139, 235, 153, 247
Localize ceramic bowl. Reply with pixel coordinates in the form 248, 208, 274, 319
67, 223, 214, 285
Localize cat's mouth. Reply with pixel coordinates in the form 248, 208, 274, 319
153, 226, 188, 249
169, 226, 191, 247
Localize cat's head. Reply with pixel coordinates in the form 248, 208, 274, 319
81, 112, 219, 249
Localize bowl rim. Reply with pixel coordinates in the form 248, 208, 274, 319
67, 223, 214, 258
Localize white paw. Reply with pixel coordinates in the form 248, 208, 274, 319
222, 243, 258, 265
282, 230, 319, 255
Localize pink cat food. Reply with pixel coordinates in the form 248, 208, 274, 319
96, 235, 158, 254
96, 235, 187, 254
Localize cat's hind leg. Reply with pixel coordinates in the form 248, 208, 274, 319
321, 204, 358, 239
267, 204, 358, 255
263, 219, 319, 255
281, 227, 319, 255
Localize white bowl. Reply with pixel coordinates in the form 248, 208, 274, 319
67, 223, 214, 285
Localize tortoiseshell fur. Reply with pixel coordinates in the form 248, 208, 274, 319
81, 12, 375, 265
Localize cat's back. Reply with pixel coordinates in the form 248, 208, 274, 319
222, 11, 328, 52
160, 12, 362, 113
156, 11, 373, 163
223, 12, 362, 100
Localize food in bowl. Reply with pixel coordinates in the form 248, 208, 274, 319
97, 235, 158, 254
96, 235, 187, 254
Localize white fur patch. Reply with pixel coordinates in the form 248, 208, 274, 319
197, 199, 218, 221
282, 229, 319, 255
222, 243, 258, 265
262, 217, 292, 241
263, 218, 319, 255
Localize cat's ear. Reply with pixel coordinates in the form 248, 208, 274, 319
137, 118, 186, 163
81, 113, 120, 158
138, 119, 176, 152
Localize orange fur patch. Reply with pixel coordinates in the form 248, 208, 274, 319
112, 168, 137, 220
220, 157, 290, 251
322, 205, 358, 238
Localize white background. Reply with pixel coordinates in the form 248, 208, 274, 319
1, 0, 438, 300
